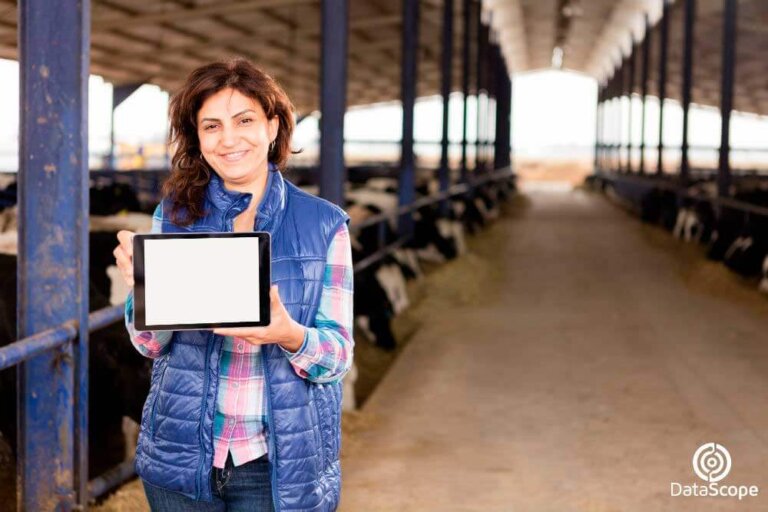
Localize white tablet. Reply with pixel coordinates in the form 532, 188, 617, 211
132, 232, 271, 331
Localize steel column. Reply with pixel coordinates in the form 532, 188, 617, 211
626, 47, 635, 174
657, 1, 669, 175
319, 0, 348, 206
611, 80, 617, 171
681, 0, 695, 184
594, 86, 602, 173
718, 0, 736, 197
617, 59, 625, 172
18, 0, 90, 509
108, 83, 143, 169
486, 29, 496, 170
639, 16, 650, 175
484, 27, 493, 170
510, 71, 514, 172
610, 74, 617, 171
461, 0, 471, 181
439, 0, 453, 213
399, 0, 419, 236
615, 64, 623, 173
607, 92, 612, 171
493, 44, 511, 170
475, 2, 485, 173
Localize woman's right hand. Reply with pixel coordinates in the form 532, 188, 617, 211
113, 230, 136, 288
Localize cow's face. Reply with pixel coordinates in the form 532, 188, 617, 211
196, 87, 278, 191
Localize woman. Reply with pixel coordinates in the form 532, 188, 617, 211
113, 58, 353, 511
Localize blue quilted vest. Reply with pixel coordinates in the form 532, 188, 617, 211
134, 165, 350, 511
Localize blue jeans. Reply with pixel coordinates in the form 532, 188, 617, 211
142, 454, 273, 511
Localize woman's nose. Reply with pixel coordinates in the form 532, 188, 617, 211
220, 125, 238, 147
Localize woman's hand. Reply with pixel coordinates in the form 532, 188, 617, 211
113, 230, 136, 288
214, 285, 306, 353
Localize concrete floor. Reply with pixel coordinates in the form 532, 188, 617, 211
339, 185, 768, 511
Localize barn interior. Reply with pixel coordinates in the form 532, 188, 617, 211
1, 0, 768, 510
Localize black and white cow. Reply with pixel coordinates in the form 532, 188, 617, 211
670, 179, 768, 283
674, 183, 718, 244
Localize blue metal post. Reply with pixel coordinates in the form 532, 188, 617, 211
639, 16, 650, 175
618, 59, 626, 173
486, 30, 496, 170
510, 70, 514, 173
493, 44, 511, 170
439, 0, 453, 214
595, 85, 602, 173
399, 0, 419, 236
475, 2, 485, 173
657, 0, 669, 175
320, 0, 348, 206
718, 0, 736, 197
109, 83, 143, 169
18, 0, 90, 509
626, 47, 635, 174
681, 0, 695, 184
461, 0, 471, 182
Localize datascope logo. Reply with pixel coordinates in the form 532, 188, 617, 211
670, 443, 759, 500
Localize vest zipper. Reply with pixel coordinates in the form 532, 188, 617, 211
149, 367, 166, 439
148, 359, 168, 439
262, 348, 281, 512
230, 199, 281, 508
195, 334, 215, 501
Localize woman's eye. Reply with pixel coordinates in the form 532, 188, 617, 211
203, 124, 217, 131
239, 118, 253, 125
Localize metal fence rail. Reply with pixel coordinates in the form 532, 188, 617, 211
596, 171, 768, 220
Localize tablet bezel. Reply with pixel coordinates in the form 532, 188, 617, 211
132, 232, 271, 331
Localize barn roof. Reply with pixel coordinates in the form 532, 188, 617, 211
1, 0, 469, 114
2, 0, 760, 115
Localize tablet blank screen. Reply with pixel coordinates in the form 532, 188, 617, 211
143, 237, 261, 326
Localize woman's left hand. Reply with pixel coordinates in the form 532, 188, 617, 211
213, 285, 306, 353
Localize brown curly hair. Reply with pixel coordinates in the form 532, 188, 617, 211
162, 58, 296, 225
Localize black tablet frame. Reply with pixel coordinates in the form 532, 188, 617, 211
133, 232, 271, 331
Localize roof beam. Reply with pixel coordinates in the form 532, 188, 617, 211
93, 0, 317, 30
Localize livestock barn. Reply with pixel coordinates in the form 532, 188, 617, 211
0, 0, 767, 511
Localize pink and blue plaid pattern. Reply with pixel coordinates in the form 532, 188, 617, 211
125, 210, 354, 469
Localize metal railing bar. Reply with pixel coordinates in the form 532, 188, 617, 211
87, 458, 136, 501
0, 322, 78, 371
598, 171, 768, 218
349, 169, 511, 233
88, 304, 125, 332
353, 236, 409, 273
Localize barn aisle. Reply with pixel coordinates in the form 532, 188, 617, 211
339, 184, 768, 511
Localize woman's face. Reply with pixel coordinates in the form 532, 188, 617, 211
196, 87, 278, 187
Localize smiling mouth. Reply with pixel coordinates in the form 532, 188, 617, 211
220, 150, 249, 162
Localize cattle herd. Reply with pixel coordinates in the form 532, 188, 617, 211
595, 175, 768, 295
0, 169, 515, 488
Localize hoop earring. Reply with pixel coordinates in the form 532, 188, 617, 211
269, 140, 276, 152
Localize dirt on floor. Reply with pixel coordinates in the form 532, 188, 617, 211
338, 184, 768, 511
516, 157, 593, 186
